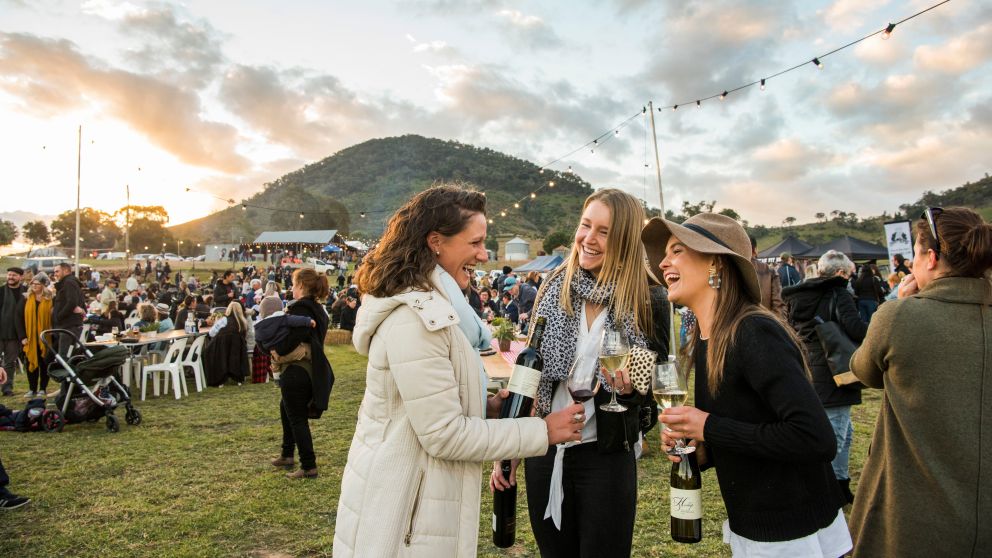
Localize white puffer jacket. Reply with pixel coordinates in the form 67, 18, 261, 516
333, 269, 549, 557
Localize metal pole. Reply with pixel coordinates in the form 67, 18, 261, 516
647, 101, 665, 215
125, 184, 130, 271
647, 102, 677, 358
74, 125, 82, 278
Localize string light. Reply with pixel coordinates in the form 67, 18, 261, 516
242, 204, 247, 211
360, 212, 366, 218
812, 57, 823, 69
760, 78, 766, 91
514, 202, 520, 208
720, 91, 728, 100
549, 180, 555, 187
539, 168, 544, 174
672, 104, 678, 111
299, 212, 305, 219
696, 100, 701, 108
530, 192, 536, 199
500, 211, 507, 217
614, 130, 619, 136
882, 23, 895, 40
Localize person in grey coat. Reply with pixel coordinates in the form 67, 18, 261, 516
848, 207, 992, 557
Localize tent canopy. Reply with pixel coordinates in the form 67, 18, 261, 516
799, 235, 888, 261
321, 244, 342, 253
513, 254, 564, 273
344, 240, 368, 251
253, 229, 339, 245
757, 236, 813, 260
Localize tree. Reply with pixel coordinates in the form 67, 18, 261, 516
129, 218, 174, 252
681, 200, 716, 220
783, 217, 797, 227
543, 229, 572, 254
0, 219, 16, 246
22, 220, 50, 248
50, 208, 120, 248
814, 212, 826, 222
717, 207, 741, 221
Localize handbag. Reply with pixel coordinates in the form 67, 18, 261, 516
813, 291, 862, 387
626, 346, 657, 396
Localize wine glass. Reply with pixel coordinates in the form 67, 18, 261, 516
599, 329, 630, 412
652, 357, 695, 455
566, 354, 600, 405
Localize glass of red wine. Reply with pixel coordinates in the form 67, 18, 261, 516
566, 354, 600, 404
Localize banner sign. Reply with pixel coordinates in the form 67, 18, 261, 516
884, 220, 913, 266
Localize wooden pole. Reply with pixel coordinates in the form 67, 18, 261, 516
647, 102, 678, 359
74, 125, 82, 278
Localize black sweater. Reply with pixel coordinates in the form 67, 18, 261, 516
696, 315, 843, 542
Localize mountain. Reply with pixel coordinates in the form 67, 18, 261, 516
170, 135, 594, 243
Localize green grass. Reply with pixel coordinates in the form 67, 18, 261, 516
0, 345, 879, 557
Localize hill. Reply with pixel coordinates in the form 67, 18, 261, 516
170, 135, 593, 243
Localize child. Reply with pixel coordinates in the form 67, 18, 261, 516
253, 311, 316, 376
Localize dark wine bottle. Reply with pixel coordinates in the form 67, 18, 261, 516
670, 449, 703, 543
493, 316, 546, 548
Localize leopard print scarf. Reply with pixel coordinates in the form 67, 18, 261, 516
533, 267, 647, 416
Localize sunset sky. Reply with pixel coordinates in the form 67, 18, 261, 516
1, 0, 989, 228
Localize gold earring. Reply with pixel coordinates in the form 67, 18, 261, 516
708, 265, 721, 289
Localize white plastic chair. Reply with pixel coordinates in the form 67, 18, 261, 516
140, 337, 188, 400
181, 335, 207, 393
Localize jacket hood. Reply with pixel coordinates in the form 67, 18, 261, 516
782, 275, 848, 322
352, 268, 460, 356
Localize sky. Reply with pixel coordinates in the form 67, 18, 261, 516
1, 0, 990, 229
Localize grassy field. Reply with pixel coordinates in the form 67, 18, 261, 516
0, 345, 880, 557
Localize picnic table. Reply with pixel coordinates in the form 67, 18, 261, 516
480, 338, 528, 387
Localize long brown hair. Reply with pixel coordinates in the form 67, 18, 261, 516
356, 183, 486, 297
681, 255, 811, 396
293, 268, 330, 301
560, 189, 651, 334
916, 206, 992, 278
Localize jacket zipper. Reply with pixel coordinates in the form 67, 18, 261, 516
404, 470, 426, 546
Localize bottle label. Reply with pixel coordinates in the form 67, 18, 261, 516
670, 487, 702, 520
492, 512, 496, 532
506, 365, 541, 399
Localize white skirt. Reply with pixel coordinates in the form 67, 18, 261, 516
722, 509, 852, 558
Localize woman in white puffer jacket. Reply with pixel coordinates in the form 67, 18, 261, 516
333, 185, 584, 557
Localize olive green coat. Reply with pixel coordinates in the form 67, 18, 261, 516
849, 277, 992, 557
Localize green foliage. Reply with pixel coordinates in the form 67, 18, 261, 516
491, 317, 515, 341
897, 174, 992, 220
542, 228, 572, 253
0, 219, 17, 246
485, 237, 498, 252
50, 208, 120, 249
21, 220, 50, 246
129, 218, 175, 252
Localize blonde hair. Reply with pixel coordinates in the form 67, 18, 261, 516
225, 301, 247, 333
560, 189, 651, 334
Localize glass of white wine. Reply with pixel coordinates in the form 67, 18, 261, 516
599, 330, 630, 412
653, 357, 695, 455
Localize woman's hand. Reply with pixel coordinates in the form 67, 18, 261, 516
661, 406, 709, 443
489, 459, 520, 492
898, 274, 918, 298
544, 403, 586, 445
486, 389, 510, 419
602, 365, 633, 395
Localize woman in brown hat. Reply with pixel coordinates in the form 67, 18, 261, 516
643, 213, 849, 557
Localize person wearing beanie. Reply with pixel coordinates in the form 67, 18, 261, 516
0, 267, 27, 396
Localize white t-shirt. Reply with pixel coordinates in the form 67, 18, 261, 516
722, 509, 852, 558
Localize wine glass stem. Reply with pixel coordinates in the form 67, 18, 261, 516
610, 372, 619, 405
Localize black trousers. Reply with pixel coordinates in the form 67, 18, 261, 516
279, 366, 316, 470
0, 455, 10, 496
525, 442, 637, 558
27, 346, 51, 393
1, 338, 20, 394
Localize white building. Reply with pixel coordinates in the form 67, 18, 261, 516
504, 236, 530, 261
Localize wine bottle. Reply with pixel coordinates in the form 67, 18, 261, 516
493, 316, 546, 548
670, 449, 703, 543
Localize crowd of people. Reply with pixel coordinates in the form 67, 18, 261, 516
332, 184, 991, 558
2, 185, 990, 557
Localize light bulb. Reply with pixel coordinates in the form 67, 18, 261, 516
882, 23, 895, 40
696, 100, 701, 108
539, 168, 544, 174
514, 202, 520, 208
360, 212, 366, 218
672, 105, 678, 111
760, 79, 766, 91
242, 204, 247, 211
530, 192, 536, 199
500, 211, 506, 217
549, 181, 555, 187
299, 212, 305, 219
813, 57, 823, 69
720, 91, 728, 100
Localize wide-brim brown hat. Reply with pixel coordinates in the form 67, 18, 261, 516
641, 213, 761, 304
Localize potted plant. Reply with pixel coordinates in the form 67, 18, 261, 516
491, 317, 515, 352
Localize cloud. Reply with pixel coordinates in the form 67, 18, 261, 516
0, 32, 248, 173
819, 0, 889, 31
494, 10, 562, 50
914, 23, 992, 75
636, 1, 798, 104
750, 138, 838, 182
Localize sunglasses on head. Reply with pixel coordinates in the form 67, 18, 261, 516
921, 206, 943, 259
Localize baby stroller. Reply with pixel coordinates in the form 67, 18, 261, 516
40, 329, 142, 433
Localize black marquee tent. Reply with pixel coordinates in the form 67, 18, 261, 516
799, 235, 889, 261
757, 236, 814, 260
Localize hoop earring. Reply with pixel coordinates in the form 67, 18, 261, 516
708, 266, 721, 289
